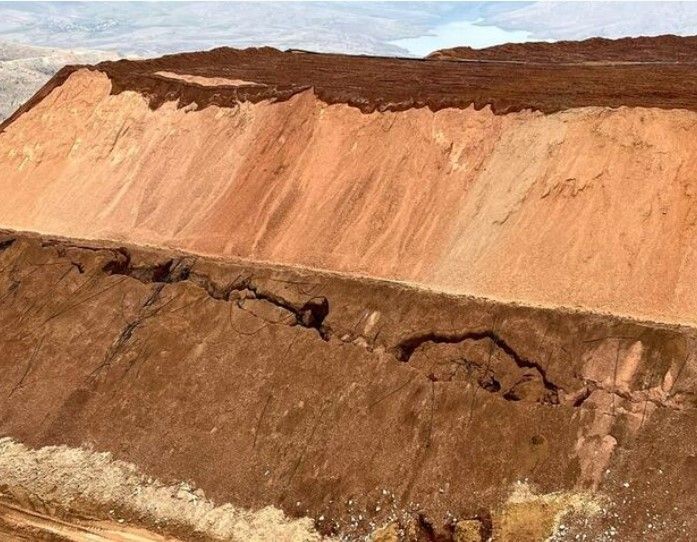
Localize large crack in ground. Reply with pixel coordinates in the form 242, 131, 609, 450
0, 238, 15, 252
102, 252, 332, 340
4, 234, 697, 540
394, 329, 562, 405
94, 246, 571, 411
95, 246, 696, 414
98, 249, 560, 377
6, 237, 694, 415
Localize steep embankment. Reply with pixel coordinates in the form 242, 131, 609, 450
2, 231, 697, 541
3, 39, 697, 541
0, 40, 118, 121
1, 47, 697, 323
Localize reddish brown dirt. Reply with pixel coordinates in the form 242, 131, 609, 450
428, 34, 697, 63
2, 231, 697, 540
3, 37, 697, 541
5, 37, 697, 133
4, 68, 697, 326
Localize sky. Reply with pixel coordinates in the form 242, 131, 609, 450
1, 1, 697, 58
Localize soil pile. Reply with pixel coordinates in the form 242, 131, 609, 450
2, 47, 697, 323
2, 38, 697, 541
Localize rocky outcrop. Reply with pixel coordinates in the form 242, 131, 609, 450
1, 231, 697, 540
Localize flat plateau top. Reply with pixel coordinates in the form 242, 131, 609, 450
4, 35, 697, 131
95, 45, 697, 113
428, 34, 697, 62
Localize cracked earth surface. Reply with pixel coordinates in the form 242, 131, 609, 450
1, 231, 697, 540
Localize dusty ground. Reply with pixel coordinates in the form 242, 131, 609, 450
0, 499, 180, 541
1, 231, 696, 540
2, 67, 697, 324
2, 38, 696, 541
0, 437, 322, 542
0, 438, 603, 542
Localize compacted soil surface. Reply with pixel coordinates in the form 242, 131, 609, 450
428, 34, 697, 62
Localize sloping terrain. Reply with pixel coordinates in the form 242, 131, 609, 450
2, 48, 697, 323
2, 38, 697, 541
0, 437, 320, 542
1, 231, 697, 541
0, 40, 117, 121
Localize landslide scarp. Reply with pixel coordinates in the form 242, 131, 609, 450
2, 56, 697, 325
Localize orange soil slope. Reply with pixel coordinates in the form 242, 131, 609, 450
1, 55, 697, 325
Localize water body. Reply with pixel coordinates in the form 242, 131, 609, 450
391, 18, 535, 57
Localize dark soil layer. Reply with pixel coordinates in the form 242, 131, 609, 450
2, 231, 697, 540
429, 34, 697, 63
4, 36, 697, 133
